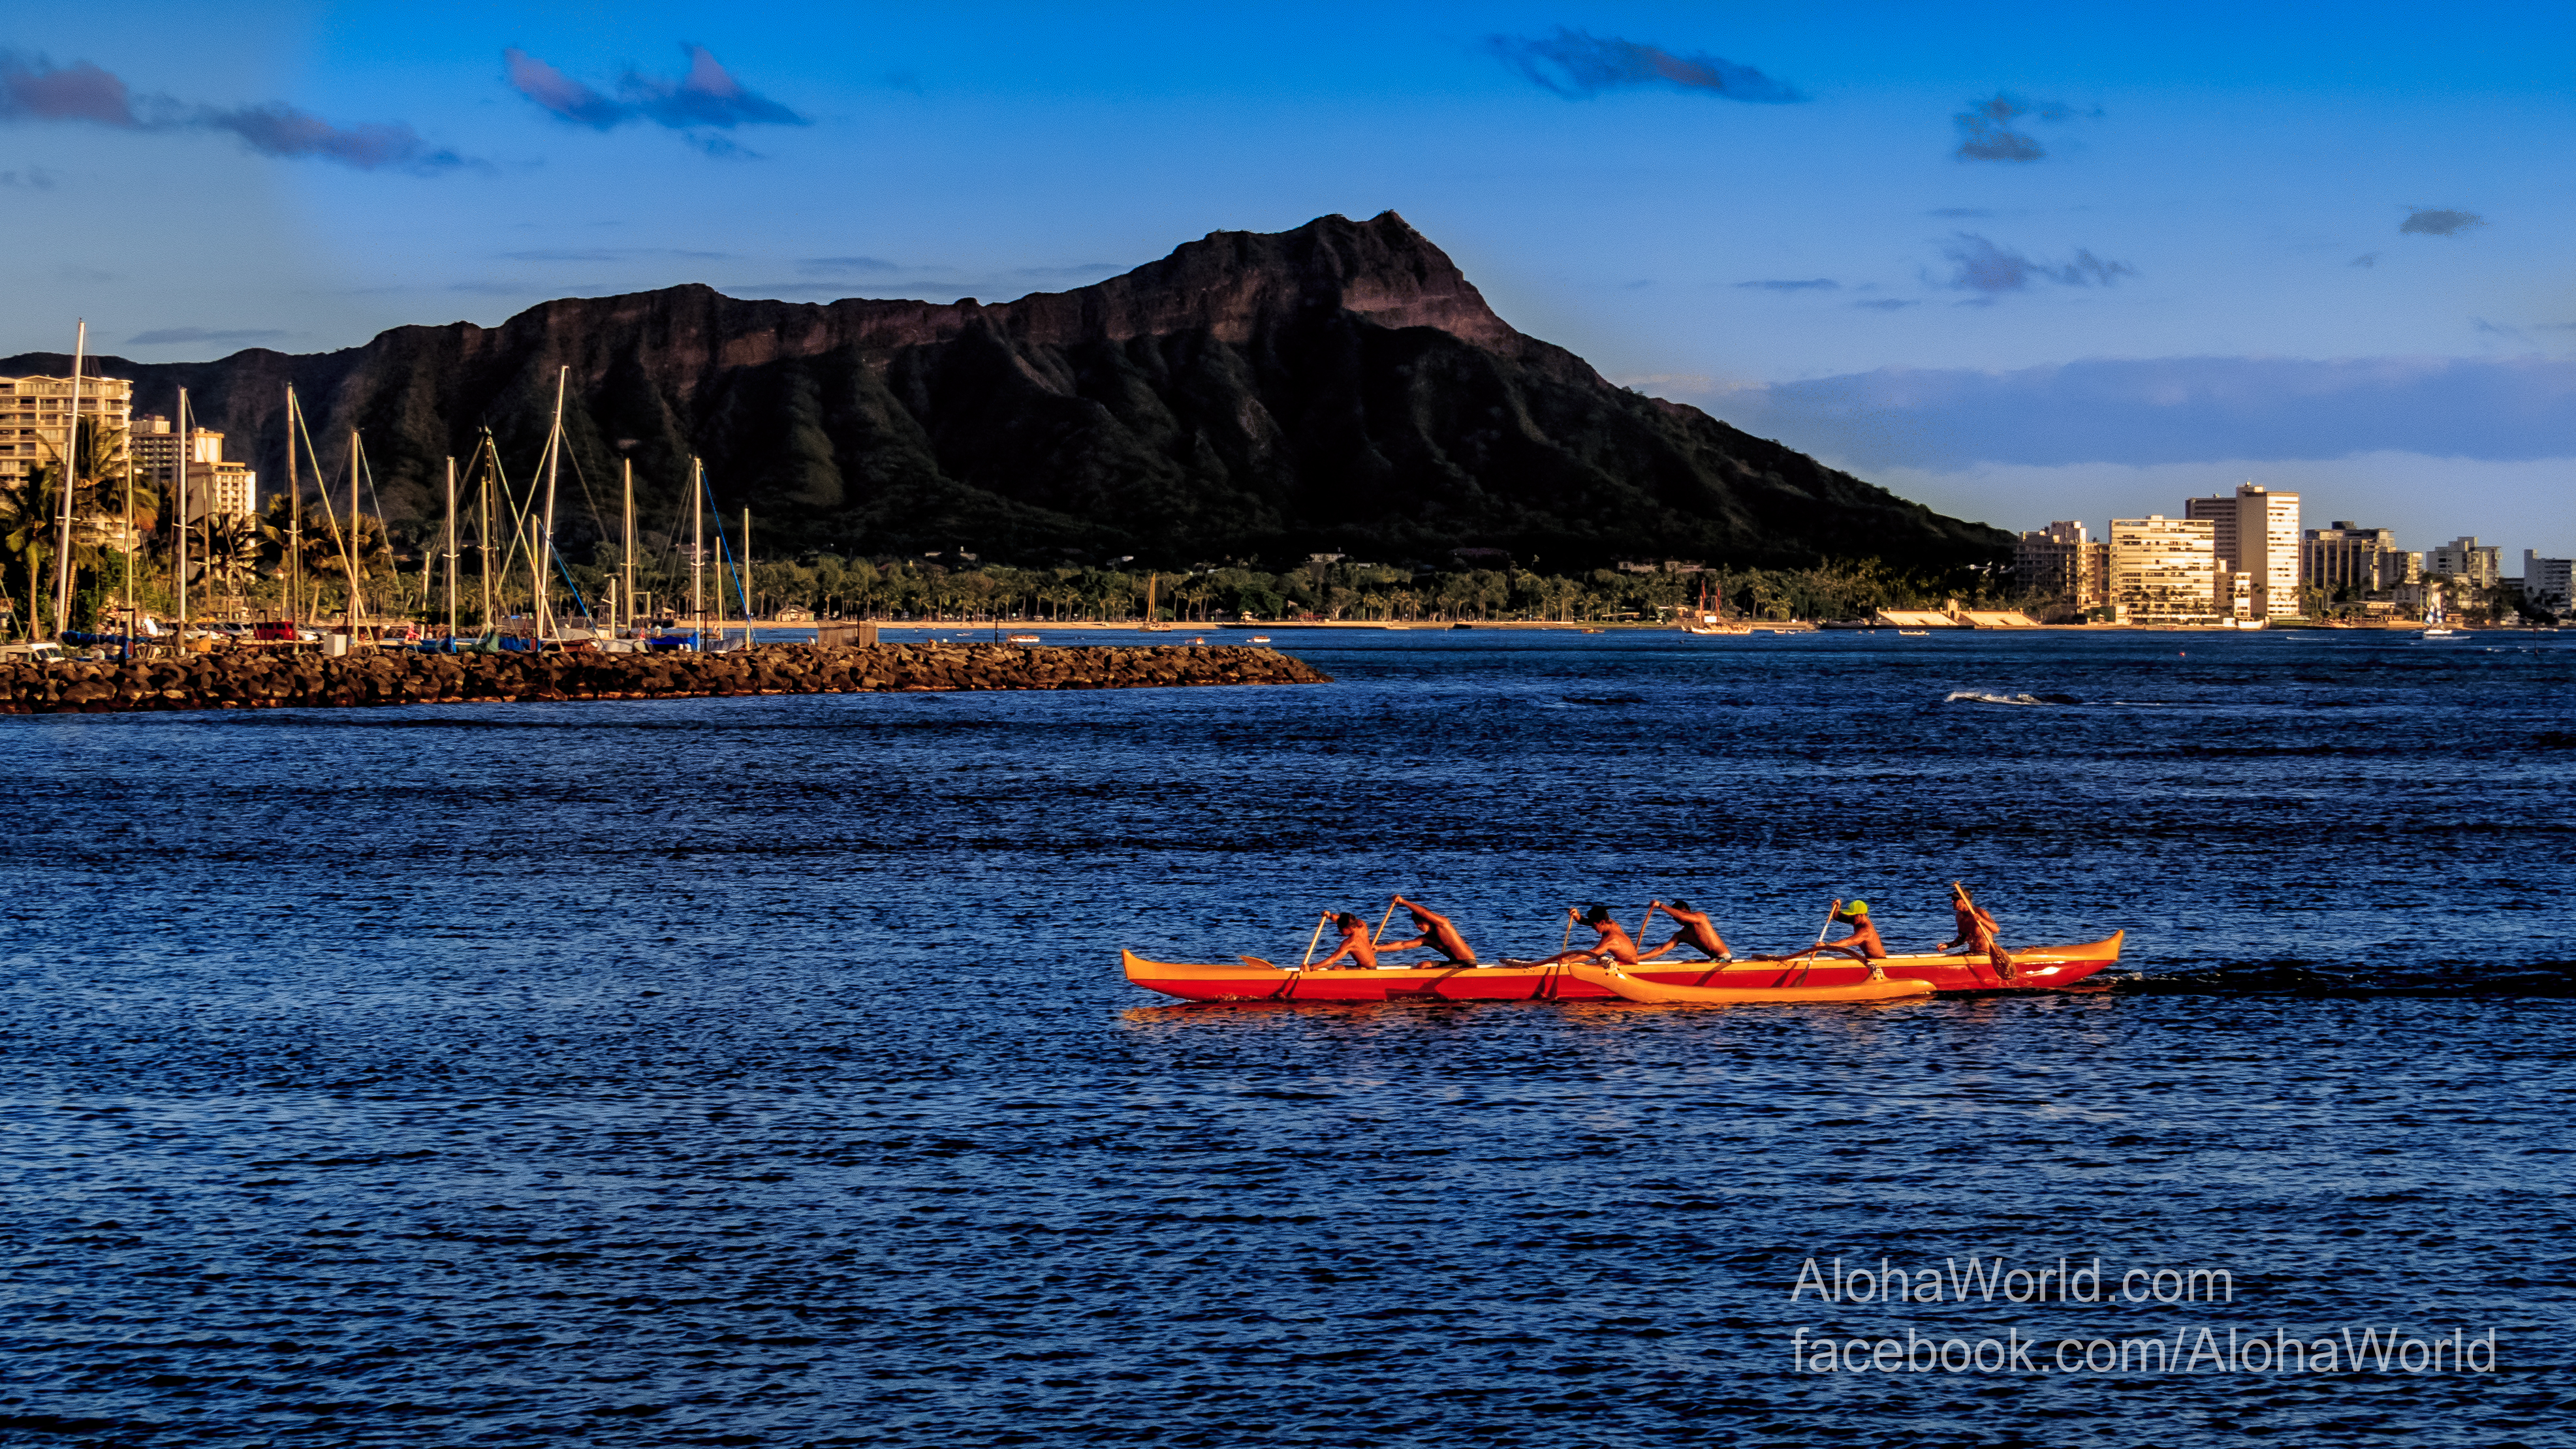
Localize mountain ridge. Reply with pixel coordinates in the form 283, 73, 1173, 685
4, 211, 2009, 570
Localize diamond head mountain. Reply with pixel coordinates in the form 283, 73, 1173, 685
8, 212, 2007, 572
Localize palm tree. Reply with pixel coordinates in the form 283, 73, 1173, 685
0, 471, 53, 636
258, 493, 392, 617
17, 418, 134, 629
200, 515, 264, 605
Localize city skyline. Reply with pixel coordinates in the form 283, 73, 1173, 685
1, 3, 2568, 559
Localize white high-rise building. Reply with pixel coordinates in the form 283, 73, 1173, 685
2111, 516, 2220, 625
2013, 520, 2108, 609
2526, 551, 2573, 612
2184, 483, 2300, 616
0, 373, 134, 486
131, 415, 258, 521
2428, 537, 2502, 585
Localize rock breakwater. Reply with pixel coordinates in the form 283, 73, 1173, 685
0, 643, 1330, 714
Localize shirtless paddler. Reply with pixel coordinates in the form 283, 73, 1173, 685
1378, 895, 1479, 966
1939, 883, 2015, 982
1637, 898, 1733, 961
1306, 912, 1383, 970
1542, 905, 1641, 966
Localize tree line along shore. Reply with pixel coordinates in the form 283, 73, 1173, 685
17, 537, 2043, 636
0, 643, 1329, 715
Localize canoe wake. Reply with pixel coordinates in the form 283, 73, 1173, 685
1943, 689, 2079, 706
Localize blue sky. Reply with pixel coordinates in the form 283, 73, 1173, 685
3, 1, 2569, 557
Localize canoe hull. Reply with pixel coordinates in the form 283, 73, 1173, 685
1122, 933, 2122, 1004
1562, 961, 1931, 1005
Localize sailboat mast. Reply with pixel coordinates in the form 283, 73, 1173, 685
710, 471, 725, 646
345, 431, 363, 641
535, 366, 565, 639
477, 439, 492, 632
742, 506, 751, 648
689, 455, 704, 639
621, 456, 634, 635
175, 388, 191, 640
282, 388, 299, 627
48, 319, 83, 640
444, 456, 458, 642
121, 453, 134, 659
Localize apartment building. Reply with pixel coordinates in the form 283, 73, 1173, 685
2183, 483, 2300, 617
0, 373, 134, 486
2526, 551, 2573, 612
2110, 516, 2221, 625
2427, 537, 2502, 585
2013, 520, 2109, 609
2304, 522, 2419, 596
133, 415, 258, 521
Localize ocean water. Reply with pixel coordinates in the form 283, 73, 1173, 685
3, 629, 2571, 1448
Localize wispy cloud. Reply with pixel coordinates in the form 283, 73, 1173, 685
501, 51, 625, 130
2399, 207, 2485, 236
0, 47, 473, 172
2350, 253, 2380, 268
1735, 277, 1838, 291
497, 246, 733, 262
1855, 298, 1918, 311
1714, 356, 2576, 469
1940, 233, 2135, 294
504, 44, 807, 153
628, 46, 802, 129
126, 326, 287, 347
0, 164, 60, 188
796, 255, 901, 275
1614, 372, 1724, 396
1484, 29, 1804, 103
200, 105, 457, 170
1954, 93, 2096, 163
0, 51, 129, 124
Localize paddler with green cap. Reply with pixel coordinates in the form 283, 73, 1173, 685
1817, 898, 1889, 961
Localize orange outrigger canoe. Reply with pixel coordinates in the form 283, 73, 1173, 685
1120, 933, 2122, 1005
1561, 961, 1930, 1005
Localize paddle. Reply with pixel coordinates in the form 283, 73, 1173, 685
1951, 879, 2011, 982
1298, 910, 1331, 970
1526, 907, 1580, 999
1371, 897, 1402, 947
1789, 899, 1842, 987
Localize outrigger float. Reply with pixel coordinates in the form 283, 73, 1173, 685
1120, 934, 2123, 1005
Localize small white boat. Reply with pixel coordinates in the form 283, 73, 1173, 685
1898, 629, 1928, 636
1248, 635, 1272, 644
1007, 633, 1041, 645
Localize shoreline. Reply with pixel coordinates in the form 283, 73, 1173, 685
0, 642, 1330, 716
934, 619, 2544, 634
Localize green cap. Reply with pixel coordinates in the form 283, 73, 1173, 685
1837, 900, 1870, 918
